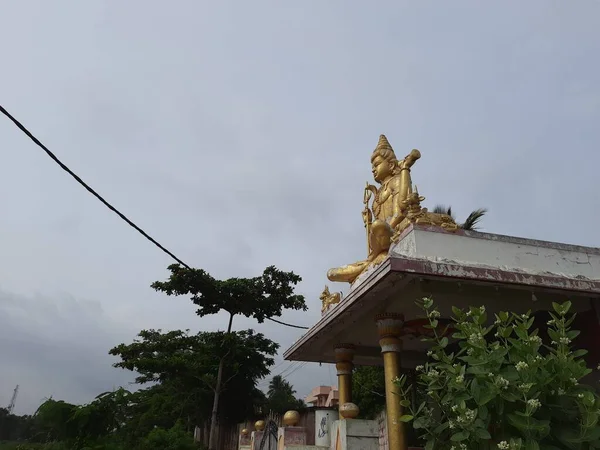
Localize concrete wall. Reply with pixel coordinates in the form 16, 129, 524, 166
392, 226, 600, 281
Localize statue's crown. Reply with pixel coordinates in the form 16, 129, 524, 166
375, 134, 393, 152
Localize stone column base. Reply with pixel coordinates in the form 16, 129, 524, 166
330, 419, 378, 450
250, 430, 264, 450
277, 426, 307, 449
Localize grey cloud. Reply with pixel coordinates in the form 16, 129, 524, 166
0, 289, 135, 415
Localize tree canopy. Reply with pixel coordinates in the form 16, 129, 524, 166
151, 264, 307, 322
109, 328, 277, 425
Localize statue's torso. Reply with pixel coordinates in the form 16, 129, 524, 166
373, 176, 401, 222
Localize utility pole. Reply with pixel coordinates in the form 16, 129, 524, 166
8, 385, 19, 414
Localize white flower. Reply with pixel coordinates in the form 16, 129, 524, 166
498, 441, 510, 450
451, 405, 458, 412
429, 310, 441, 319
427, 369, 440, 377
528, 335, 542, 345
547, 319, 555, 325
527, 398, 541, 409
449, 420, 455, 429
551, 341, 557, 345
468, 332, 483, 343
415, 365, 424, 372
467, 348, 474, 355
480, 306, 486, 313
427, 350, 433, 357
560, 337, 571, 345
516, 361, 529, 371
578, 393, 584, 399
570, 377, 578, 385
521, 313, 528, 319
495, 376, 510, 389
558, 388, 566, 395
455, 375, 464, 384
534, 355, 543, 362
466, 310, 472, 317
517, 383, 534, 392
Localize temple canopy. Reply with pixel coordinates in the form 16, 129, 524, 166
284, 224, 600, 367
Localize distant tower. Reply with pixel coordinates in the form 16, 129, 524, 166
7, 385, 19, 414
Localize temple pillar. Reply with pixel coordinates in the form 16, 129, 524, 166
375, 313, 406, 450
334, 344, 355, 413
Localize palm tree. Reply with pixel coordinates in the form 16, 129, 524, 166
432, 205, 488, 231
267, 375, 293, 398
266, 375, 303, 413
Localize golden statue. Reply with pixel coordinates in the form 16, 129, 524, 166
327, 135, 456, 284
393, 188, 458, 239
320, 285, 341, 313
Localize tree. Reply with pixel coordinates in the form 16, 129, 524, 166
32, 399, 78, 443
110, 327, 279, 447
265, 375, 304, 414
151, 264, 306, 450
352, 367, 386, 419
432, 205, 487, 231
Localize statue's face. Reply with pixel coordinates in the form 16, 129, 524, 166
372, 155, 392, 183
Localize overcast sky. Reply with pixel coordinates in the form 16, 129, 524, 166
1, 0, 600, 415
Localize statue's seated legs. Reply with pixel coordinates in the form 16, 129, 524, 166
327, 220, 393, 284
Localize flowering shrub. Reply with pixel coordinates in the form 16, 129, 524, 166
395, 298, 600, 450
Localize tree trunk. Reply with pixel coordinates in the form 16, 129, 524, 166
208, 313, 234, 450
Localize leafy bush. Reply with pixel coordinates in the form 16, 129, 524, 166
396, 298, 600, 450
138, 422, 196, 450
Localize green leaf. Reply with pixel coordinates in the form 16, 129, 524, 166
478, 405, 489, 421
440, 337, 449, 348
474, 427, 491, 439
400, 400, 410, 407
433, 422, 449, 434
525, 440, 540, 450
552, 302, 562, 314
413, 417, 426, 429
398, 415, 413, 423
425, 440, 435, 450
471, 378, 482, 404
478, 311, 488, 325
567, 330, 580, 340
451, 431, 470, 442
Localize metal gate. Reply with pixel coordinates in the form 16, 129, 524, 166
259, 419, 278, 450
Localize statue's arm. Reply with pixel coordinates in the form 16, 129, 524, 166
388, 177, 407, 229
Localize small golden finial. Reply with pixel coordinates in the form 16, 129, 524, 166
320, 285, 341, 314
283, 410, 300, 426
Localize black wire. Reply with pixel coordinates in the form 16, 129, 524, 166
1, 103, 309, 330
267, 317, 308, 329
0, 104, 190, 268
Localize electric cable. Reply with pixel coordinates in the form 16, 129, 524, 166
1, 103, 309, 330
